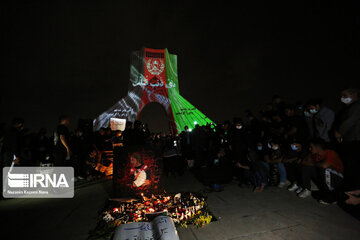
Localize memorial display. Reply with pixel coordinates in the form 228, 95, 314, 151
88, 192, 214, 240
93, 48, 215, 134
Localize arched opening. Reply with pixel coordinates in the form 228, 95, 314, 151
138, 102, 171, 135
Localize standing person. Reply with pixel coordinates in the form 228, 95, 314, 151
112, 130, 125, 190
1, 118, 24, 166
244, 110, 262, 145
283, 105, 308, 141
163, 135, 182, 176
104, 128, 113, 151
334, 88, 360, 189
306, 99, 335, 142
229, 118, 250, 185
35, 128, 51, 166
191, 124, 208, 167
272, 94, 286, 115
180, 126, 193, 167
53, 116, 71, 166
112, 130, 124, 149
71, 128, 87, 179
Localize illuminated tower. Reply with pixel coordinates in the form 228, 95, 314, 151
93, 48, 214, 134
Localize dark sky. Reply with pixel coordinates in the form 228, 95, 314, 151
1, 0, 359, 133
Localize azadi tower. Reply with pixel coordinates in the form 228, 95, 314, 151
93, 48, 214, 134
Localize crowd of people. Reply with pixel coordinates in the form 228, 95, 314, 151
1, 88, 359, 219
174, 88, 360, 220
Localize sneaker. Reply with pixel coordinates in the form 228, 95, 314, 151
278, 182, 286, 188
77, 176, 85, 180
295, 187, 303, 194
318, 200, 329, 205
298, 189, 311, 198
318, 200, 337, 205
287, 183, 299, 192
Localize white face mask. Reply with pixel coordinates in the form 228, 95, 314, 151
304, 111, 311, 117
236, 125, 242, 130
272, 146, 279, 151
341, 97, 352, 105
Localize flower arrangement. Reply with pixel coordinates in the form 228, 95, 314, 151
88, 192, 213, 240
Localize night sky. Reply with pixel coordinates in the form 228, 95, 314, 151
2, 1, 359, 133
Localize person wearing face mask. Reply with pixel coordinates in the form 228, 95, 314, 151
283, 138, 308, 193
255, 141, 270, 171
334, 88, 360, 190
229, 118, 250, 186
305, 99, 335, 142
268, 138, 287, 188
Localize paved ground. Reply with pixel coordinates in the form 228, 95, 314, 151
0, 178, 112, 240
1, 172, 359, 240
165, 171, 360, 240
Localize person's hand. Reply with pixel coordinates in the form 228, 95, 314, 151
334, 131, 342, 143
14, 157, 20, 165
345, 193, 360, 205
300, 159, 313, 166
66, 148, 72, 157
235, 162, 241, 168
346, 190, 360, 196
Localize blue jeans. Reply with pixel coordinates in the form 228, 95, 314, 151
277, 162, 287, 183
262, 162, 270, 171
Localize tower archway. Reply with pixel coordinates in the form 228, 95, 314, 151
94, 47, 214, 134
138, 102, 171, 134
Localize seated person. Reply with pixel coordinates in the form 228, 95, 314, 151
267, 138, 287, 188
203, 147, 233, 192
298, 138, 344, 203
255, 141, 270, 166
85, 149, 102, 179
237, 150, 269, 192
283, 137, 308, 193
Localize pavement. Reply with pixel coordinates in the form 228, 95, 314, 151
0, 178, 112, 240
1, 171, 359, 240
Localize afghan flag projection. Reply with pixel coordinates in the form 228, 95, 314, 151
93, 48, 214, 134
